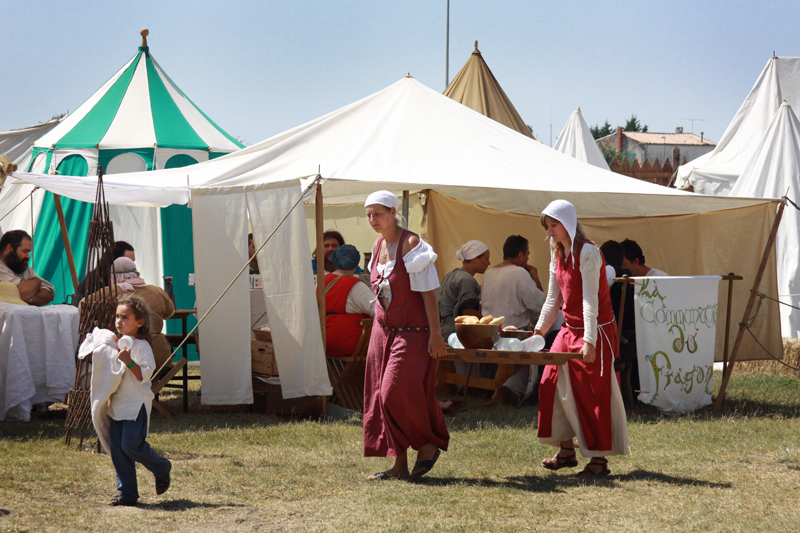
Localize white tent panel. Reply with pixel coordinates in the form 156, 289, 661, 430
248, 185, 330, 398
730, 102, 800, 338
99, 57, 157, 150
192, 190, 253, 405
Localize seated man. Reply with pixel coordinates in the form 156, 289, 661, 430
85, 256, 175, 369
481, 235, 546, 406
621, 239, 668, 277
312, 230, 364, 276
439, 240, 491, 341
319, 244, 374, 356
76, 240, 136, 299
0, 230, 54, 306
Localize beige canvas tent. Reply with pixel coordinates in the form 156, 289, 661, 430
12, 77, 783, 406
444, 42, 534, 138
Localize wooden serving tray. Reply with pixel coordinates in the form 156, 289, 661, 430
441, 349, 581, 365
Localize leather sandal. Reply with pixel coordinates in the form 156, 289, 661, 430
411, 449, 441, 478
576, 457, 610, 478
541, 447, 578, 470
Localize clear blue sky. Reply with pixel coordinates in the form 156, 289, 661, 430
3, 1, 799, 147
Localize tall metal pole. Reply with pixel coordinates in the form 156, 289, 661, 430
445, 0, 450, 88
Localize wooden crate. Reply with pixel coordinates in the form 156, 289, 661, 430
250, 374, 322, 418
253, 327, 272, 342
251, 338, 277, 376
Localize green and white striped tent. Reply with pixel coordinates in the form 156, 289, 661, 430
26, 30, 243, 354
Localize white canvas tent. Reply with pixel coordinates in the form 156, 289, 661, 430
11, 76, 784, 404
729, 102, 800, 338
0, 119, 62, 235
675, 57, 800, 194
553, 107, 610, 170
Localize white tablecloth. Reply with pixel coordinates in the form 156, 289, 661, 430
0, 303, 79, 421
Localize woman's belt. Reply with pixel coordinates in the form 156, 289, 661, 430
379, 323, 430, 333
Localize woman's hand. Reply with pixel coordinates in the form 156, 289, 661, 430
117, 347, 133, 366
580, 341, 596, 363
428, 333, 447, 359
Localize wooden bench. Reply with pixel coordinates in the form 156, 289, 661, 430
326, 318, 372, 413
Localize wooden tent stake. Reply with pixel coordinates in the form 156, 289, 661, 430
714, 199, 785, 410
53, 194, 80, 292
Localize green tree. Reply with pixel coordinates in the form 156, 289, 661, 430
623, 114, 648, 132
590, 120, 614, 140
599, 143, 626, 165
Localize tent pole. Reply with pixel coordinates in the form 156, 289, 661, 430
316, 182, 326, 349
713, 199, 785, 410
402, 190, 409, 226
54, 193, 80, 292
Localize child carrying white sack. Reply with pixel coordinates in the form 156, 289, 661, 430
78, 295, 172, 506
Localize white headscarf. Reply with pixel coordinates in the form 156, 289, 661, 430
455, 240, 489, 262
542, 199, 578, 260
113, 257, 146, 292
364, 190, 402, 211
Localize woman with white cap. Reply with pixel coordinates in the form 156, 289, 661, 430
363, 190, 449, 480
533, 199, 628, 478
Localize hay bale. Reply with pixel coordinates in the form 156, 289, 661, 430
738, 337, 800, 375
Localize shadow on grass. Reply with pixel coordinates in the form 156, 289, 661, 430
412, 469, 731, 492
137, 499, 246, 511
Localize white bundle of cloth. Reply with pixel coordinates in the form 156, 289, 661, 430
77, 328, 126, 452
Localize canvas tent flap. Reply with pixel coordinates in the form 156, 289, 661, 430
553, 107, 610, 170
730, 102, 800, 338
426, 190, 782, 361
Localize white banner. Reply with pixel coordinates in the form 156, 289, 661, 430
634, 276, 721, 414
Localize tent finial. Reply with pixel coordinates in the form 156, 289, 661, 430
140, 28, 149, 47
405, 72, 413, 78
474, 40, 479, 51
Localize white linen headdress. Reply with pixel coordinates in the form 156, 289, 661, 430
364, 190, 402, 211
455, 240, 489, 262
542, 199, 578, 259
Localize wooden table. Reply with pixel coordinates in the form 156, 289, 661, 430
437, 349, 582, 397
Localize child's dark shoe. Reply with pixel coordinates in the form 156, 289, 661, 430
110, 495, 137, 506
156, 475, 170, 495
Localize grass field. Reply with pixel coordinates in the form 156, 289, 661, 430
2, 369, 799, 532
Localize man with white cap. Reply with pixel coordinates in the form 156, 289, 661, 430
438, 240, 491, 341
481, 235, 546, 406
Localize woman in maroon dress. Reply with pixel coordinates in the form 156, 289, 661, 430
363, 190, 449, 480
534, 199, 629, 477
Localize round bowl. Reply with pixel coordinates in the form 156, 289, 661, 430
499, 329, 534, 341
455, 323, 500, 349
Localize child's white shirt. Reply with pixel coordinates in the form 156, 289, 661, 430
107, 338, 155, 421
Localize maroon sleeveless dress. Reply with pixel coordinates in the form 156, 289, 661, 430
363, 230, 450, 457
538, 241, 619, 452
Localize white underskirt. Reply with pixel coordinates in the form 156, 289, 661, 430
539, 363, 630, 457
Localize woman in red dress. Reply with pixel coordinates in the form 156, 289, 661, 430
363, 190, 449, 480
534, 199, 629, 477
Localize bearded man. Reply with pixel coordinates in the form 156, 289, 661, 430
0, 230, 54, 306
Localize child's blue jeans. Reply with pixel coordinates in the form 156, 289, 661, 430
108, 404, 171, 501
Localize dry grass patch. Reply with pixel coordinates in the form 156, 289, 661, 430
1, 369, 800, 532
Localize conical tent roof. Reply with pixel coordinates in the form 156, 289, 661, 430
443, 41, 534, 138
553, 107, 610, 170
676, 57, 800, 194
730, 102, 800, 338
35, 33, 242, 154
